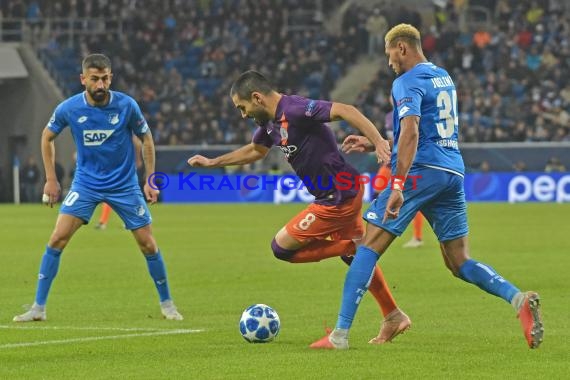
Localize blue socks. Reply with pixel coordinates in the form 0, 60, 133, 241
33, 247, 172, 306
144, 251, 171, 302
458, 259, 520, 303
336, 246, 380, 329
35, 246, 63, 306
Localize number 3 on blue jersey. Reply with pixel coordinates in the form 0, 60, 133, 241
436, 90, 458, 139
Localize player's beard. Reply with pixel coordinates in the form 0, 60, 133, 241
89, 88, 108, 103
250, 108, 272, 126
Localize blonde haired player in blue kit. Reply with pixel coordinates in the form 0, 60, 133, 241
310, 24, 543, 349
13, 54, 183, 322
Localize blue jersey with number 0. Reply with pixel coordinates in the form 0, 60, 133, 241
391, 62, 465, 176
47, 91, 149, 190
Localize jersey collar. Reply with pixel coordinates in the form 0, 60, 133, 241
82, 90, 114, 107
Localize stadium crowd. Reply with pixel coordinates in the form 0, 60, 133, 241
354, 0, 570, 143
1, 0, 569, 145
2, 0, 351, 145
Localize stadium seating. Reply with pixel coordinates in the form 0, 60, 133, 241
2, 0, 568, 144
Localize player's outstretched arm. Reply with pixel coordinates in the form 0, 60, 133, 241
330, 102, 391, 164
187, 143, 269, 168
41, 127, 61, 207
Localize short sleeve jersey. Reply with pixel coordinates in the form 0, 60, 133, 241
391, 62, 465, 176
252, 95, 360, 205
47, 91, 149, 190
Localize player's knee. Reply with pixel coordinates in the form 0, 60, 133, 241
48, 233, 71, 249
447, 264, 461, 277
138, 241, 158, 254
271, 238, 297, 262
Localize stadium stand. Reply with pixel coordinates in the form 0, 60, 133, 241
1, 0, 569, 147
350, 0, 570, 143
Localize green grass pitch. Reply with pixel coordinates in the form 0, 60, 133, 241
0, 203, 568, 379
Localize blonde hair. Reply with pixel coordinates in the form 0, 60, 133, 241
385, 24, 421, 47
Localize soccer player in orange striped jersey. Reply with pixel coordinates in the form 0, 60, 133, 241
189, 70, 411, 344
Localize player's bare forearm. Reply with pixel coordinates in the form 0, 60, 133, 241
41, 127, 58, 181
394, 116, 419, 178
341, 135, 374, 153
188, 143, 269, 168
140, 132, 156, 179
330, 103, 385, 146
342, 136, 393, 154
331, 102, 390, 163
40, 127, 61, 206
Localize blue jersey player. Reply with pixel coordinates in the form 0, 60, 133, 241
310, 24, 543, 349
13, 54, 182, 322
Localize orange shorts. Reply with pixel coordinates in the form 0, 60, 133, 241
285, 188, 364, 243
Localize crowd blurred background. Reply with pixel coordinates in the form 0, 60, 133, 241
3, 0, 568, 147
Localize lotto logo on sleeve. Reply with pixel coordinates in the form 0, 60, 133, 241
83, 129, 115, 146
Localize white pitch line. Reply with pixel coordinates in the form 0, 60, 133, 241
0, 328, 204, 349
0, 325, 168, 332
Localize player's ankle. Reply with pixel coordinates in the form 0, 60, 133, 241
331, 328, 348, 340
32, 302, 46, 312
511, 292, 524, 311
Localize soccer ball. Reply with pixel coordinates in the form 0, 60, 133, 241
239, 304, 280, 343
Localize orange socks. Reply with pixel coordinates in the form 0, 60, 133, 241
413, 213, 423, 240
367, 266, 398, 316
290, 240, 398, 317
99, 203, 112, 224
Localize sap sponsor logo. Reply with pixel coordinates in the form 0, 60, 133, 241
83, 129, 115, 146
508, 175, 570, 203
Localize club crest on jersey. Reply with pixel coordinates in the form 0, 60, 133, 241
108, 113, 120, 125
280, 127, 288, 141
83, 129, 115, 146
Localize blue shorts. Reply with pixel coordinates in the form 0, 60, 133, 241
60, 184, 152, 230
364, 166, 468, 242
